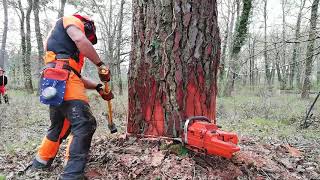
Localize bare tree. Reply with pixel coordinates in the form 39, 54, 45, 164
290, 0, 307, 89
128, 0, 220, 137
263, 0, 272, 88
223, 0, 253, 96
219, 0, 233, 84
0, 0, 8, 69
248, 35, 256, 89
33, 0, 44, 71
57, 0, 66, 18
115, 0, 125, 95
24, 0, 34, 93
301, 0, 320, 98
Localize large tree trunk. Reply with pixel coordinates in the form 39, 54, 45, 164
223, 0, 252, 97
127, 0, 220, 137
301, 0, 320, 98
115, 0, 125, 95
0, 0, 8, 69
57, 0, 67, 18
24, 0, 34, 93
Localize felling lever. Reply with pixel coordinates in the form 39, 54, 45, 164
104, 82, 117, 133
182, 116, 240, 159
99, 68, 117, 134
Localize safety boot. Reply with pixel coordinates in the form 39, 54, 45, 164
3, 94, 8, 104
31, 158, 53, 170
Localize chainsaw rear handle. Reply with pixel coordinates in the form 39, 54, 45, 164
183, 116, 211, 144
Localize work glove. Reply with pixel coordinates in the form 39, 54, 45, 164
95, 83, 114, 101
97, 63, 111, 83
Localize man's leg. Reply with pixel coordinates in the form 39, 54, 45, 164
33, 106, 71, 169
59, 100, 96, 180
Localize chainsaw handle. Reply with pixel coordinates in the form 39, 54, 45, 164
183, 116, 211, 144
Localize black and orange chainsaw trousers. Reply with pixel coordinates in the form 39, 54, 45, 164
33, 100, 96, 179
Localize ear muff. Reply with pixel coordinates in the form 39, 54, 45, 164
84, 21, 97, 45
73, 14, 98, 45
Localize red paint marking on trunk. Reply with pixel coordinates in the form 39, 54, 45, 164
208, 84, 217, 123
194, 89, 202, 115
173, 32, 181, 52
176, 84, 184, 110
183, 13, 191, 27
197, 68, 205, 87
185, 80, 196, 117
206, 44, 212, 55
139, 31, 145, 43
200, 92, 208, 116
145, 105, 152, 122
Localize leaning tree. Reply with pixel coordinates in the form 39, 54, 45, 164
127, 0, 220, 137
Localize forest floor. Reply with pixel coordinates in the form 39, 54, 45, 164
0, 89, 320, 180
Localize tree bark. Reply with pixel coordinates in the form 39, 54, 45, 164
291, 0, 306, 89
0, 0, 8, 69
24, 0, 34, 93
115, 0, 125, 95
128, 0, 220, 137
301, 0, 319, 98
57, 0, 67, 18
223, 0, 252, 96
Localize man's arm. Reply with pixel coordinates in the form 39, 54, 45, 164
81, 76, 114, 101
81, 77, 98, 90
66, 26, 104, 66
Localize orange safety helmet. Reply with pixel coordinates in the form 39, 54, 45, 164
73, 14, 97, 45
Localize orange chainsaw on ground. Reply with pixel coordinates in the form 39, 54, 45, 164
181, 116, 240, 159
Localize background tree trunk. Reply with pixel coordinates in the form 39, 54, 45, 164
33, 0, 44, 71
301, 0, 319, 98
0, 0, 8, 69
248, 35, 256, 89
24, 0, 34, 93
16, 0, 27, 90
127, 0, 220, 137
223, 0, 252, 96
219, 0, 232, 84
57, 0, 66, 18
263, 0, 271, 88
291, 0, 306, 90
115, 0, 125, 95
280, 0, 288, 90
